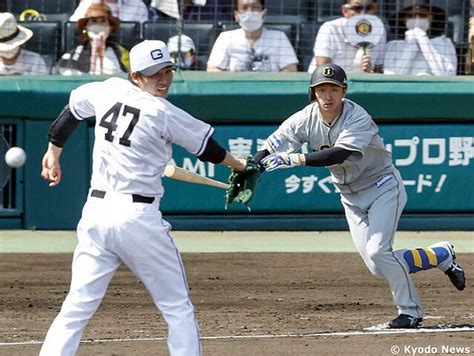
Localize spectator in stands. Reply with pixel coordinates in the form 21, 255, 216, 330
467, 0, 474, 73
308, 0, 386, 74
384, 0, 457, 76
70, 0, 149, 23
0, 12, 49, 75
55, 3, 129, 76
167, 34, 205, 70
149, 0, 231, 22
207, 0, 298, 72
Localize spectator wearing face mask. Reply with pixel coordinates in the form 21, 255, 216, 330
70, 0, 149, 23
0, 12, 49, 75
207, 0, 298, 72
384, 0, 457, 76
308, 0, 386, 74
55, 3, 129, 75
167, 34, 205, 70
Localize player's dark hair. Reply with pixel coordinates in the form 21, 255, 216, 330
128, 72, 144, 87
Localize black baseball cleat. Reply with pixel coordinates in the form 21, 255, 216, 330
388, 314, 423, 329
443, 243, 466, 291
445, 260, 465, 291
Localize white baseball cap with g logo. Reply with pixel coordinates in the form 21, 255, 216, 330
130, 40, 174, 76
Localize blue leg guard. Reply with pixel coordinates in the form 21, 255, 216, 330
403, 247, 450, 273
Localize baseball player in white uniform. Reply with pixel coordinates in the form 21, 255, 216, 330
255, 63, 466, 328
40, 40, 247, 355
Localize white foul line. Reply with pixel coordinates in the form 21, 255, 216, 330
1, 326, 473, 347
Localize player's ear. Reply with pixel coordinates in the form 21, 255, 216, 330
129, 71, 140, 85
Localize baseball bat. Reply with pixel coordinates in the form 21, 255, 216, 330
164, 165, 230, 190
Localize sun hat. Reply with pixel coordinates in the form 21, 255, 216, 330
76, 3, 120, 32
0, 12, 33, 51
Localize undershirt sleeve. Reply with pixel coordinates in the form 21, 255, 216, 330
304, 147, 353, 166
47, 105, 81, 147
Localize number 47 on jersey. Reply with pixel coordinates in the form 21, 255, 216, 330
99, 102, 141, 147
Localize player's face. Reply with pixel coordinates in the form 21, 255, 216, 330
313, 84, 346, 120
135, 66, 174, 98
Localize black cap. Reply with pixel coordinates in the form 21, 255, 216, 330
400, 0, 444, 16
309, 64, 348, 89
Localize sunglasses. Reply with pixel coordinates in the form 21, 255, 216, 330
344, 4, 372, 12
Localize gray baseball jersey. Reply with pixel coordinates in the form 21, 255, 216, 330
262, 98, 459, 321
264, 98, 394, 193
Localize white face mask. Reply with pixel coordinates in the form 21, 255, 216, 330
406, 17, 431, 31
238, 11, 264, 32
86, 23, 111, 39
183, 56, 194, 68
172, 54, 194, 69
0, 47, 20, 59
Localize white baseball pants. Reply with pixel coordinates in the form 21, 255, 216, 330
40, 190, 201, 356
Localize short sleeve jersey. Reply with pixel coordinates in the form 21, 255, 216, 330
69, 77, 214, 197
264, 99, 394, 193
207, 28, 298, 72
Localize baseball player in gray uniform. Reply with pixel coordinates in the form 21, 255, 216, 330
40, 40, 247, 356
255, 63, 465, 328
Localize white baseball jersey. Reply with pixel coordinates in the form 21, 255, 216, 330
307, 17, 386, 74
264, 98, 394, 193
69, 77, 213, 198
207, 27, 298, 72
41, 76, 206, 355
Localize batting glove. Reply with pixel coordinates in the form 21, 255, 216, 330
260, 152, 305, 172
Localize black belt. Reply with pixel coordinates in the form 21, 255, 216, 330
91, 189, 155, 204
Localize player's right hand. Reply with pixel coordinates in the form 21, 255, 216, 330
41, 144, 63, 186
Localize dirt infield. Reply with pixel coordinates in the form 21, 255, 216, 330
1, 252, 472, 355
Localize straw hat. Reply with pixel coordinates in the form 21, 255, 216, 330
0, 12, 33, 51
76, 3, 120, 33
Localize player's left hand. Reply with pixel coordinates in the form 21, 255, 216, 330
260, 152, 304, 172
225, 156, 261, 209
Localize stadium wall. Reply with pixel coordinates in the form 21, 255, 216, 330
0, 72, 473, 230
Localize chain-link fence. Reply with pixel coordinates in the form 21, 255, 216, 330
0, 1, 472, 75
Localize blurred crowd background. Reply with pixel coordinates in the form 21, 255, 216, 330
0, 0, 472, 76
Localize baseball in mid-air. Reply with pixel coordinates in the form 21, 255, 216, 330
4, 147, 27, 168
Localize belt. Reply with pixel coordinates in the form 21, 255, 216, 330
91, 189, 155, 204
